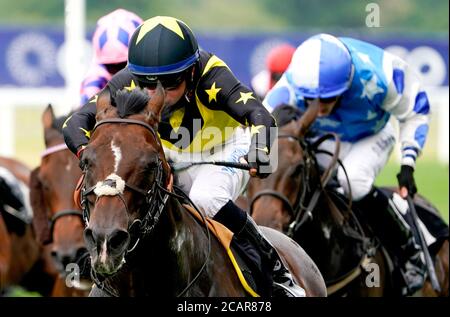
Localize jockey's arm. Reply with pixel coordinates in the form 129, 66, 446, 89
380, 51, 430, 170
200, 66, 277, 152
262, 74, 297, 113
62, 91, 103, 156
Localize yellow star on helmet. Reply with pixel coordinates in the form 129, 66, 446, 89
124, 80, 137, 92
236, 91, 256, 105
62, 115, 72, 129
79, 127, 91, 139
89, 94, 98, 104
205, 82, 221, 103
250, 124, 264, 135
136, 16, 184, 44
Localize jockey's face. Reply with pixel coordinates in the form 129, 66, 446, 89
305, 96, 339, 117
147, 80, 187, 107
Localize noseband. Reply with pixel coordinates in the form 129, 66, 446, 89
41, 143, 83, 244
80, 118, 170, 251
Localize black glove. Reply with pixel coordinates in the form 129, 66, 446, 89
396, 165, 417, 197
245, 147, 271, 178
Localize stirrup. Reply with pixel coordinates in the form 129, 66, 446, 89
272, 260, 306, 297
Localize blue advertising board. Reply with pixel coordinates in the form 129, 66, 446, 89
0, 26, 448, 88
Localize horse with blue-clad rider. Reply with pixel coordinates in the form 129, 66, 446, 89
263, 33, 447, 296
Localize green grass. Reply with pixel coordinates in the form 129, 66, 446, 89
376, 160, 449, 223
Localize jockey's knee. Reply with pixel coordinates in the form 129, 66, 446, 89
339, 172, 373, 201
189, 189, 229, 218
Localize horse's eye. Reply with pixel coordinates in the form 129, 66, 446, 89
290, 163, 304, 177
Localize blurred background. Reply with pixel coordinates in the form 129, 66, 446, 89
0, 0, 448, 221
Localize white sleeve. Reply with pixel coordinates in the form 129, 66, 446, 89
381, 51, 430, 168
262, 74, 297, 113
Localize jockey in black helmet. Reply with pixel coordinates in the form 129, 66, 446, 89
63, 16, 305, 297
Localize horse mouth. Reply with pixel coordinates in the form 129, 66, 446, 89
92, 254, 126, 276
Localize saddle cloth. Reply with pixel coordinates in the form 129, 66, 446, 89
183, 204, 261, 297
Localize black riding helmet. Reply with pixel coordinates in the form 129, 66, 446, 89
128, 16, 200, 88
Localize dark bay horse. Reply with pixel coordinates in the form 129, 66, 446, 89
29, 105, 90, 296
0, 156, 53, 294
246, 104, 449, 297
81, 86, 326, 297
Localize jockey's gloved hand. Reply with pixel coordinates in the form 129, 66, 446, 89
245, 139, 271, 179
397, 165, 417, 198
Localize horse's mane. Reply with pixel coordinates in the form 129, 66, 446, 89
113, 88, 150, 118
272, 104, 303, 127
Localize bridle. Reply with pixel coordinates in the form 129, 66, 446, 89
249, 134, 315, 232
249, 132, 342, 237
80, 117, 211, 297
41, 143, 84, 244
81, 118, 170, 252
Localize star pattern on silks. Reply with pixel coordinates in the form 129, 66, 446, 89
250, 124, 264, 136
317, 117, 340, 128
124, 80, 137, 92
360, 74, 384, 100
205, 82, 221, 103
366, 110, 378, 120
236, 91, 256, 105
136, 16, 184, 44
357, 52, 375, 67
89, 94, 99, 104
371, 118, 387, 133
79, 127, 91, 139
62, 115, 72, 129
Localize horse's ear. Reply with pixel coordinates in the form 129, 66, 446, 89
42, 104, 55, 130
29, 167, 52, 245
95, 89, 112, 120
296, 99, 319, 137
147, 81, 165, 122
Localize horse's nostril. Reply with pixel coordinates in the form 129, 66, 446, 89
50, 250, 58, 259
108, 230, 130, 253
84, 228, 96, 249
75, 246, 88, 260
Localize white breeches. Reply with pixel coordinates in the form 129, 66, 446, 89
164, 127, 251, 217
315, 122, 397, 201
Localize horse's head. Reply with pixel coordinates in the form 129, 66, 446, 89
81, 85, 169, 275
30, 105, 87, 276
247, 102, 320, 232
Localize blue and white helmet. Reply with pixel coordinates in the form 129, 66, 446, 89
287, 33, 353, 98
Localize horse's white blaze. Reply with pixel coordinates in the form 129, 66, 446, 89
100, 239, 108, 264
111, 141, 122, 173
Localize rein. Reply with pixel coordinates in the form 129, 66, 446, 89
40, 142, 83, 244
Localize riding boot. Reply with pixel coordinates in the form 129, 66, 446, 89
236, 214, 306, 297
354, 187, 426, 295
213, 200, 306, 297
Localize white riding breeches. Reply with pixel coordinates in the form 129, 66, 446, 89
315, 121, 397, 201
164, 127, 251, 217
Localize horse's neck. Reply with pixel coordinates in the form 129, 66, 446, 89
117, 197, 209, 296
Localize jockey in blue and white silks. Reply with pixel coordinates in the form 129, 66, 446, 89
263, 34, 429, 295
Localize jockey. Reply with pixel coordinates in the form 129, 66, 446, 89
251, 43, 296, 99
263, 34, 429, 295
79, 9, 143, 106
63, 16, 305, 297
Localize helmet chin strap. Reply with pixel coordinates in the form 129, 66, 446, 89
184, 63, 198, 102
